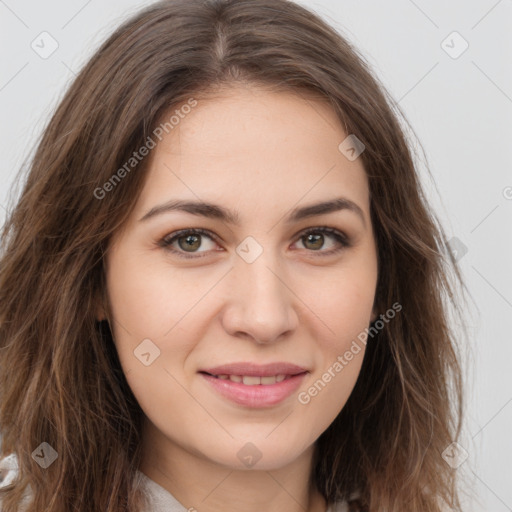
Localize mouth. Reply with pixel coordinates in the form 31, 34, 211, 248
198, 362, 309, 407
200, 373, 296, 385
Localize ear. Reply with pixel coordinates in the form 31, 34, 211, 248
370, 308, 378, 323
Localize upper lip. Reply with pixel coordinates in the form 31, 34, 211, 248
200, 362, 308, 377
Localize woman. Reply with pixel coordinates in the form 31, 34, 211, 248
0, 0, 467, 510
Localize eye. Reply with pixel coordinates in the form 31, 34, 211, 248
292, 226, 350, 256
158, 226, 350, 259
159, 228, 220, 259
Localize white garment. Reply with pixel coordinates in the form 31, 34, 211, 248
0, 454, 348, 511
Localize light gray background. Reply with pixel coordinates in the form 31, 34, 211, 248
0, 0, 511, 510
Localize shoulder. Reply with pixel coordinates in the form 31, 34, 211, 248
0, 453, 19, 512
328, 496, 367, 512
0, 454, 32, 512
330, 500, 350, 512
325, 498, 351, 512
0, 453, 19, 488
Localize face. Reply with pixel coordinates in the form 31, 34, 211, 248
102, 84, 378, 472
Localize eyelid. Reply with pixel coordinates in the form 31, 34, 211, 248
158, 225, 351, 259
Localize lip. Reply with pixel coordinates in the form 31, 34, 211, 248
199, 362, 309, 408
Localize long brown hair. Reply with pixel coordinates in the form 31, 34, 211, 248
0, 0, 468, 510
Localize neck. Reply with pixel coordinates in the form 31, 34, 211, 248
139, 419, 327, 512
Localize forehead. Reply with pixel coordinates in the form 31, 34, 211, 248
133, 85, 370, 223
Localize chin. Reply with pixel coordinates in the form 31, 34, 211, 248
196, 435, 314, 471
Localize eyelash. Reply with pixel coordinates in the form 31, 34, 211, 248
158, 226, 351, 260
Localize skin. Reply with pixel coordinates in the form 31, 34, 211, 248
101, 84, 379, 512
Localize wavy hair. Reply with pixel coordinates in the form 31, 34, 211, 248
0, 0, 468, 510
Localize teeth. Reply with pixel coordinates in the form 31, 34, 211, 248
242, 376, 261, 385
213, 374, 291, 385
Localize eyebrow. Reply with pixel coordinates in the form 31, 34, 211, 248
139, 197, 366, 227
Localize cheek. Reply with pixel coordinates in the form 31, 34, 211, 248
104, 248, 218, 394
298, 255, 376, 405
104, 254, 196, 418
296, 289, 370, 427
304, 263, 377, 345
293, 327, 367, 448
105, 246, 210, 341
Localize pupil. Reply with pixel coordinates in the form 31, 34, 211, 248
179, 234, 200, 251
305, 233, 323, 250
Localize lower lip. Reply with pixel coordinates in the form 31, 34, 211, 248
200, 372, 307, 407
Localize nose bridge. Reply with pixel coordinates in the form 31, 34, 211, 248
221, 242, 296, 343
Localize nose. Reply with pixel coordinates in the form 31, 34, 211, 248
220, 252, 298, 344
